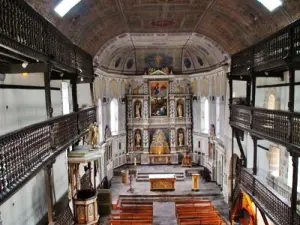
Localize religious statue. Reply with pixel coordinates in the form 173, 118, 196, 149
178, 129, 184, 146
88, 122, 98, 149
177, 102, 183, 117
128, 84, 132, 94
135, 130, 142, 148
135, 101, 141, 118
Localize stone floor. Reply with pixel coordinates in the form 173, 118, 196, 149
100, 165, 229, 225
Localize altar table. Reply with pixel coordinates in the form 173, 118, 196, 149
149, 174, 176, 191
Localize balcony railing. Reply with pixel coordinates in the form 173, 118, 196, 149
230, 105, 300, 153
230, 19, 300, 75
0, 107, 96, 205
239, 168, 300, 225
0, 0, 93, 77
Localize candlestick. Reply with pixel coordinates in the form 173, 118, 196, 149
134, 157, 137, 166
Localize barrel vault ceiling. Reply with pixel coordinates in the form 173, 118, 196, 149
25, 0, 300, 57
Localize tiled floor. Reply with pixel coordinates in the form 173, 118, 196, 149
153, 202, 177, 225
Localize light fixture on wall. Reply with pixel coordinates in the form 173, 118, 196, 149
22, 72, 28, 76
80, 77, 83, 82
22, 61, 28, 68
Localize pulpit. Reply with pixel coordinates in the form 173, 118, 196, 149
68, 145, 100, 225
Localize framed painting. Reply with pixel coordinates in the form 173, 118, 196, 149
149, 80, 168, 98
149, 80, 168, 117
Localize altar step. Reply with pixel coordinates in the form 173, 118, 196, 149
136, 172, 185, 182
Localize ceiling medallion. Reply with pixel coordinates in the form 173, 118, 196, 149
151, 20, 175, 27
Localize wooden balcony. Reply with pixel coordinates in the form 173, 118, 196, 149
0, 107, 96, 205
237, 168, 300, 225
230, 105, 300, 154
0, 0, 93, 78
230, 19, 300, 76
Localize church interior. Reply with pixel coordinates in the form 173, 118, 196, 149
0, 0, 300, 225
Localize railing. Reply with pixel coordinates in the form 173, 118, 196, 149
240, 168, 300, 225
0, 107, 96, 205
230, 19, 300, 75
0, 0, 93, 77
230, 105, 300, 153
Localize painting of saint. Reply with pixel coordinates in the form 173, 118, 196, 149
151, 98, 168, 116
149, 81, 168, 98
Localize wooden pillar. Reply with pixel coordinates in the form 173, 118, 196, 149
44, 64, 53, 118
71, 78, 79, 112
44, 162, 55, 224
253, 137, 257, 175
246, 79, 251, 106
291, 154, 298, 225
90, 82, 95, 106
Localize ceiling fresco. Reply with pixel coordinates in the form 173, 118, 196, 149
25, 0, 299, 64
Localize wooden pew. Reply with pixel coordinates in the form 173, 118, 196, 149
178, 219, 222, 225
175, 200, 212, 205
177, 211, 219, 218
176, 205, 215, 212
111, 213, 153, 220
109, 219, 153, 225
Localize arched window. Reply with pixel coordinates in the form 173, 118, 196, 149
269, 145, 280, 177
201, 97, 209, 133
98, 99, 103, 142
216, 97, 220, 136
267, 94, 276, 110
110, 98, 119, 135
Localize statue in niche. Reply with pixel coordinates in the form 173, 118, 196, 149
128, 84, 132, 94
177, 101, 183, 117
178, 129, 184, 146
135, 101, 141, 118
135, 129, 142, 148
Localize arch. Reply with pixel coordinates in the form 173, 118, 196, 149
216, 97, 220, 136
110, 98, 119, 134
201, 97, 209, 133
267, 94, 276, 110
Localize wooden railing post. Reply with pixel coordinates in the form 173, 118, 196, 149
253, 137, 257, 176
291, 153, 299, 225
44, 160, 56, 224
44, 64, 53, 119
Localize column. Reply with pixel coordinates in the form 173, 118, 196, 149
253, 137, 257, 175
44, 161, 55, 224
291, 154, 299, 225
44, 64, 53, 118
71, 78, 79, 112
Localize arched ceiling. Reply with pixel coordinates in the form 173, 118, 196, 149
25, 0, 299, 57
93, 32, 229, 74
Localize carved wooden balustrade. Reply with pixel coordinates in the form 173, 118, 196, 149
230, 105, 300, 153
0, 0, 93, 77
239, 168, 300, 225
231, 19, 300, 75
0, 107, 96, 205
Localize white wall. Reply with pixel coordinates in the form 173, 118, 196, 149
0, 73, 62, 135
77, 83, 92, 107
0, 150, 68, 225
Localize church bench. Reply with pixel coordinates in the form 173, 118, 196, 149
109, 219, 153, 225
118, 206, 153, 213
178, 220, 222, 225
111, 212, 153, 219
178, 217, 222, 225
120, 201, 154, 207
177, 211, 219, 218
175, 200, 212, 205
176, 205, 215, 212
